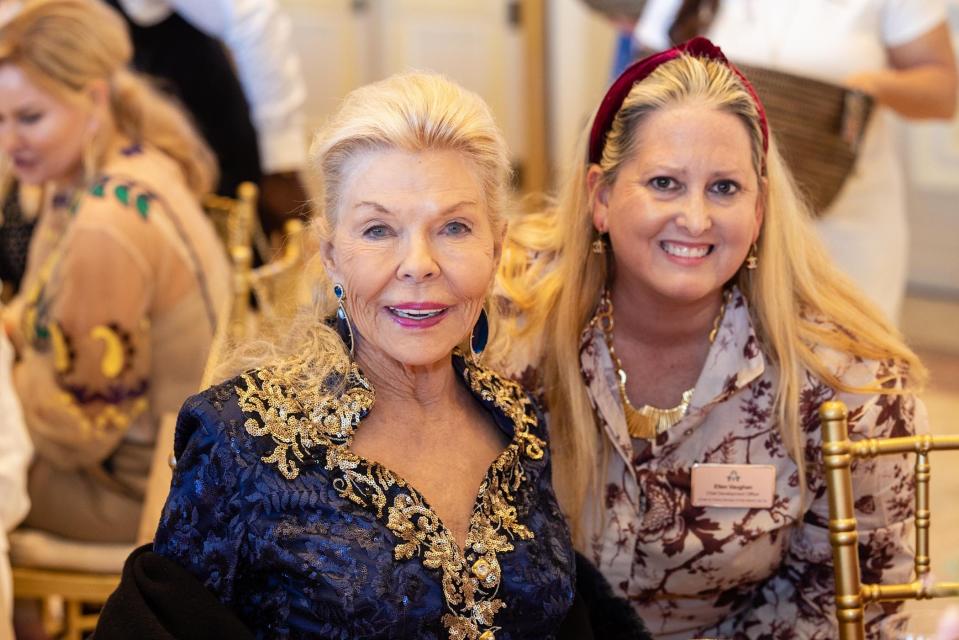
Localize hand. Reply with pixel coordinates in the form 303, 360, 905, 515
843, 70, 884, 98
2, 310, 23, 359
258, 171, 312, 237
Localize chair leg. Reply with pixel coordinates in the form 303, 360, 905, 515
13, 598, 57, 640
42, 596, 64, 637
64, 599, 82, 640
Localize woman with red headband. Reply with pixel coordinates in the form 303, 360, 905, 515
631, 0, 957, 325
497, 38, 928, 638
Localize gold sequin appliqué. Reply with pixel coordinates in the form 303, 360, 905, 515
236, 360, 375, 480
237, 356, 546, 640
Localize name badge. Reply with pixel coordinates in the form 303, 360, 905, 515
690, 463, 776, 509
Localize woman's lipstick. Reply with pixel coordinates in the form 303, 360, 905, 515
386, 302, 450, 328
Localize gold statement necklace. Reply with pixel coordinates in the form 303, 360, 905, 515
592, 289, 729, 439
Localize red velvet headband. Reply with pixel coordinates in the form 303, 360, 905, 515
587, 36, 769, 165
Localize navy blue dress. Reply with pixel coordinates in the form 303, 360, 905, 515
153, 354, 575, 639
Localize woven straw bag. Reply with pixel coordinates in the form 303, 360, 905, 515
738, 64, 874, 215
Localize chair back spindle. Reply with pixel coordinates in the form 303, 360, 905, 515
821, 400, 959, 640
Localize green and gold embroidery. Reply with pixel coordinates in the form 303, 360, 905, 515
48, 321, 74, 374
238, 356, 546, 640
88, 178, 154, 218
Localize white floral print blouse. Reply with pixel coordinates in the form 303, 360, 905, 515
578, 288, 923, 639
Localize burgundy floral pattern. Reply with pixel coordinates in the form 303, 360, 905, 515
579, 288, 922, 639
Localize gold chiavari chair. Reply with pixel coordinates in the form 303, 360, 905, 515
821, 400, 959, 640
201, 181, 258, 261
203, 182, 307, 342
11, 183, 259, 640
136, 204, 308, 545
236, 217, 307, 334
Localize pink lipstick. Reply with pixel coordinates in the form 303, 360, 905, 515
386, 302, 450, 328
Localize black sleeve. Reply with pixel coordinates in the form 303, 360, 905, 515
92, 544, 254, 640
557, 552, 652, 640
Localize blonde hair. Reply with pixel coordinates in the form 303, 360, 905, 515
219, 72, 511, 388
496, 53, 927, 542
0, 0, 216, 194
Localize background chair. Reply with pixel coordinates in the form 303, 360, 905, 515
135, 213, 307, 545
201, 181, 258, 266
10, 182, 261, 640
821, 400, 959, 640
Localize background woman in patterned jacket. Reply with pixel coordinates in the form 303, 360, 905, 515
496, 38, 927, 638
0, 0, 229, 544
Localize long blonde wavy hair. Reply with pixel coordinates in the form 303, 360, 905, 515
218, 71, 511, 389
496, 53, 927, 542
0, 0, 215, 195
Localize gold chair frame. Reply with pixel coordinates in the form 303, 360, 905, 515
204, 182, 306, 345
821, 400, 959, 640
201, 181, 258, 260
138, 204, 306, 544
13, 570, 120, 640
232, 217, 305, 337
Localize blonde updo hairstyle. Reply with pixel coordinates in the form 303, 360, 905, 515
219, 72, 511, 390
497, 53, 926, 542
0, 0, 215, 195
310, 71, 510, 252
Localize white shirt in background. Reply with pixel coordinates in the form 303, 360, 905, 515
117, 0, 308, 174
0, 332, 32, 640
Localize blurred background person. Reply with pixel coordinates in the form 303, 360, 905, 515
625, 0, 958, 323
104, 0, 311, 235
0, 328, 31, 640
0, 180, 33, 301
0, 0, 309, 301
0, 0, 229, 544
580, 0, 645, 78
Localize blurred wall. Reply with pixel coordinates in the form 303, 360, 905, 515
545, 0, 616, 182
278, 0, 527, 180
275, 0, 957, 299
902, 1, 959, 297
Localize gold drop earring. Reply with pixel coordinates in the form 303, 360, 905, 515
745, 243, 758, 270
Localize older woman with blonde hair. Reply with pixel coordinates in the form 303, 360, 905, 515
86, 71, 633, 640
0, 0, 229, 543
496, 37, 928, 638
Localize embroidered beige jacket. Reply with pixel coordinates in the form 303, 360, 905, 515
8, 143, 229, 497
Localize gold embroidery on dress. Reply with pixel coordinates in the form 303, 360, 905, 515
237, 355, 546, 640
460, 361, 545, 462
327, 446, 401, 517
236, 358, 375, 480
